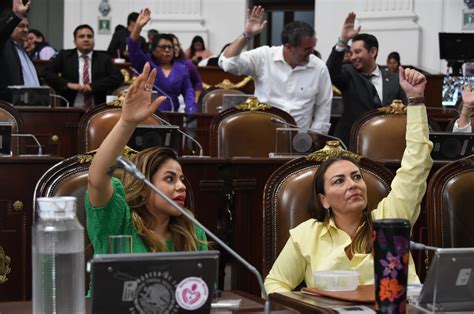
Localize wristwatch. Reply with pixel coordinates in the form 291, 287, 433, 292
407, 96, 425, 106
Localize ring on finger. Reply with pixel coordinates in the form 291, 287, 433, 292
144, 84, 153, 92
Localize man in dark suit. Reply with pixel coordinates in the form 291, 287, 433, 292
327, 12, 406, 147
42, 24, 123, 111
107, 12, 148, 60
0, 0, 41, 102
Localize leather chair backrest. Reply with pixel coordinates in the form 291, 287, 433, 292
353, 113, 407, 160
427, 155, 474, 248
202, 88, 244, 114
78, 103, 168, 153
0, 101, 24, 155
209, 101, 296, 158
263, 144, 394, 276
351, 102, 440, 160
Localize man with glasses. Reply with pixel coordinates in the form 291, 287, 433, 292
219, 6, 333, 133
42, 24, 123, 111
0, 0, 41, 102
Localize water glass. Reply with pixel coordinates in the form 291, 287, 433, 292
108, 235, 133, 254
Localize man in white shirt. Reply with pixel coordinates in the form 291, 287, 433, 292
452, 82, 473, 132
218, 6, 332, 133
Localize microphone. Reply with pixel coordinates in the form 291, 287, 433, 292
50, 94, 70, 108
153, 114, 206, 157
270, 117, 348, 151
11, 133, 44, 155
130, 67, 176, 112
410, 241, 439, 251
116, 156, 271, 314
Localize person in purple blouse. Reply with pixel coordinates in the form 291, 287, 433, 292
127, 8, 197, 113
170, 33, 203, 103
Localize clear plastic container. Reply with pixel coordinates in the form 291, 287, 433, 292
313, 270, 359, 291
32, 197, 85, 314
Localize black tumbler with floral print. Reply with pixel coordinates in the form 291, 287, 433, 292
373, 219, 410, 313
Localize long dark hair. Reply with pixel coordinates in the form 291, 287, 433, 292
122, 147, 202, 252
189, 35, 205, 58
169, 33, 185, 59
310, 156, 373, 254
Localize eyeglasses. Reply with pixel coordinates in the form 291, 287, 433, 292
157, 45, 174, 51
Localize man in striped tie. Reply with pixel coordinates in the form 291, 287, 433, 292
42, 24, 123, 111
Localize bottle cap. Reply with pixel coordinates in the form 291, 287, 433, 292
36, 196, 77, 219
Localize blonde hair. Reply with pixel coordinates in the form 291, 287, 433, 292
121, 147, 202, 252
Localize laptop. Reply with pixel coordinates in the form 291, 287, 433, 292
127, 125, 181, 152
417, 247, 474, 312
91, 250, 220, 314
221, 94, 253, 111
8, 86, 51, 107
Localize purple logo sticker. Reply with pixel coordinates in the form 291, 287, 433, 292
175, 277, 208, 310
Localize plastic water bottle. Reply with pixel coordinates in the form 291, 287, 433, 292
32, 197, 85, 314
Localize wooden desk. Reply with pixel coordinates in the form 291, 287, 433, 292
17, 107, 84, 158
271, 291, 365, 313
0, 291, 297, 313
0, 156, 63, 301
12, 105, 457, 160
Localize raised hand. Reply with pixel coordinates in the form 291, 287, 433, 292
13, 0, 31, 18
121, 62, 165, 125
244, 6, 267, 36
340, 12, 361, 42
399, 67, 427, 98
136, 8, 151, 29
462, 82, 474, 108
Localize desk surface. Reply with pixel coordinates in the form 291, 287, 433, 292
0, 291, 297, 313
271, 292, 431, 313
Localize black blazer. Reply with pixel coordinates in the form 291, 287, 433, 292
42, 49, 124, 106
327, 47, 407, 147
0, 11, 37, 102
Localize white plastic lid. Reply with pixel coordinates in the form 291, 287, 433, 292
36, 196, 77, 219
313, 270, 359, 291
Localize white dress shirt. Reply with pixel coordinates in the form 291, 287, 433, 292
219, 45, 333, 133
367, 65, 383, 103
74, 50, 93, 108
452, 119, 472, 132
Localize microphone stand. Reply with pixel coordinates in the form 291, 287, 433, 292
50, 94, 70, 108
11, 133, 44, 155
130, 67, 176, 112
270, 118, 348, 150
153, 115, 206, 157
116, 156, 270, 314
409, 241, 439, 251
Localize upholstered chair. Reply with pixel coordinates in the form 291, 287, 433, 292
262, 141, 394, 276
77, 101, 168, 153
209, 97, 297, 158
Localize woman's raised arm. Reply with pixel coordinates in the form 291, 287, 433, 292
87, 63, 165, 207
